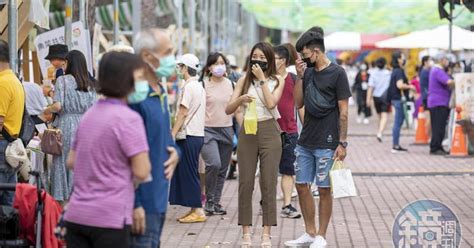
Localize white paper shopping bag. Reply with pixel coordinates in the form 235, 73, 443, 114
330, 159, 357, 199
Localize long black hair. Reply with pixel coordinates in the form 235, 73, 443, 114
65, 50, 95, 92
199, 52, 228, 82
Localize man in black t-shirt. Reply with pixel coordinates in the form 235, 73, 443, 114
285, 31, 351, 248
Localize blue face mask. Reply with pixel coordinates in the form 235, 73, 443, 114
155, 55, 176, 78
128, 80, 149, 104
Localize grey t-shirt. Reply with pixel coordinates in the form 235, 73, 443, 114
23, 81, 48, 116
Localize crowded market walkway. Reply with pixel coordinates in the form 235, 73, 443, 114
161, 106, 473, 248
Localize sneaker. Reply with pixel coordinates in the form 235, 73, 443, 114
356, 117, 362, 124
285, 233, 315, 247
376, 134, 383, 143
430, 149, 449, 156
391, 146, 408, 153
312, 189, 320, 198
281, 205, 302, 219
204, 202, 215, 216
213, 203, 227, 215
310, 236, 327, 248
363, 118, 369, 124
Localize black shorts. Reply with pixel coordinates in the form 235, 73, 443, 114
374, 97, 390, 114
279, 133, 298, 176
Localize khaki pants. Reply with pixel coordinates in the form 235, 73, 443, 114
237, 119, 282, 226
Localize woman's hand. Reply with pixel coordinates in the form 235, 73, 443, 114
239, 94, 254, 104
251, 64, 265, 81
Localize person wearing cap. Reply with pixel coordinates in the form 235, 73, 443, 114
45, 44, 68, 81
428, 52, 455, 155
0, 40, 25, 206
170, 53, 207, 223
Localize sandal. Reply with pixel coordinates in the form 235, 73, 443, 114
176, 210, 193, 221
178, 212, 207, 223
261, 234, 272, 247
241, 233, 252, 248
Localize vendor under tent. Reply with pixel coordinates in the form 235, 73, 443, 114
324, 32, 392, 51
376, 25, 474, 50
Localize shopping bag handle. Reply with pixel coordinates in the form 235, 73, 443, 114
331, 158, 346, 171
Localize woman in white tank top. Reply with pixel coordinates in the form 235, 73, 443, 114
225, 42, 285, 248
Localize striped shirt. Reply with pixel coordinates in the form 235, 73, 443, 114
64, 98, 149, 229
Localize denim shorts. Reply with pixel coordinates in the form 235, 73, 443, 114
294, 145, 335, 188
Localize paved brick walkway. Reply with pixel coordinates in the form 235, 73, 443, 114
161, 106, 473, 247
162, 175, 473, 247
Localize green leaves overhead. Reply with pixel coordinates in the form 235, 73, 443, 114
241, 0, 473, 33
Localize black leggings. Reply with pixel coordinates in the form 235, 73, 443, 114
65, 221, 130, 248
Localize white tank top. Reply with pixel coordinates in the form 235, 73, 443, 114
246, 79, 281, 121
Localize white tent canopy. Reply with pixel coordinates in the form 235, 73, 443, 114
376, 25, 474, 50
324, 32, 361, 51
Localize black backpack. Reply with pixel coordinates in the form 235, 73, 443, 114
1, 86, 35, 146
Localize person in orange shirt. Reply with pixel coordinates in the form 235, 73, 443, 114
0, 40, 25, 206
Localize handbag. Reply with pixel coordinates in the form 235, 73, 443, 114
303, 69, 337, 119
175, 84, 204, 140
329, 159, 357, 199
40, 129, 63, 155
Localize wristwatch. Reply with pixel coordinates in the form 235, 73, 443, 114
339, 141, 348, 148
259, 80, 265, 86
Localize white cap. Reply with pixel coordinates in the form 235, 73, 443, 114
176, 53, 200, 70
227, 54, 237, 67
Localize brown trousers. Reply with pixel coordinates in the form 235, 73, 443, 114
237, 119, 282, 226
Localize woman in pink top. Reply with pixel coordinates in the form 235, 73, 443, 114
64, 52, 151, 248
198, 53, 235, 216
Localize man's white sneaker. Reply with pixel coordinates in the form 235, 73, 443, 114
310, 235, 327, 248
285, 233, 315, 247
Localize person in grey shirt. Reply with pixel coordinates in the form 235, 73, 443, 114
23, 81, 49, 124
366, 57, 391, 142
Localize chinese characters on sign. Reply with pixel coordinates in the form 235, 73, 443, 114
393, 200, 462, 248
34, 21, 93, 80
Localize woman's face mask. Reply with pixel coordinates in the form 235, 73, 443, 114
250, 60, 268, 72
211, 64, 227, 77
128, 80, 149, 104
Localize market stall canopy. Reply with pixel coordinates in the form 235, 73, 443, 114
240, 0, 473, 33
324, 32, 392, 51
375, 25, 474, 50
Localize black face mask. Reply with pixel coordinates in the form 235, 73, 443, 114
303, 57, 315, 68
250, 60, 268, 72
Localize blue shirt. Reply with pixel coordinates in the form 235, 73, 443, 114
419, 68, 430, 101
130, 84, 180, 214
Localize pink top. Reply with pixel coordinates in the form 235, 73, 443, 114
64, 99, 149, 229
204, 77, 234, 127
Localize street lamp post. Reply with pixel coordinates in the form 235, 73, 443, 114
7, 0, 18, 72
65, 0, 73, 49
113, 0, 120, 45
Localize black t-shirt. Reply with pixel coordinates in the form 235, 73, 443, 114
388, 68, 409, 101
298, 63, 352, 150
